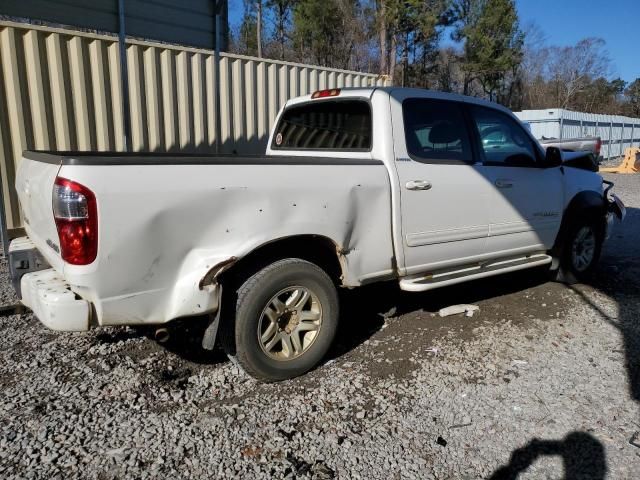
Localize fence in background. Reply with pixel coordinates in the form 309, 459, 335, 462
0, 20, 388, 230
515, 109, 640, 161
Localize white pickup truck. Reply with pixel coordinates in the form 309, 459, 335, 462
10, 87, 625, 381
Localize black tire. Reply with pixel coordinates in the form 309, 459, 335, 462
554, 215, 604, 285
222, 258, 339, 382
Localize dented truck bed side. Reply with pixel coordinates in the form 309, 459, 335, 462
17, 152, 394, 327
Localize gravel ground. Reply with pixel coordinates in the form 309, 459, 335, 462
1, 173, 639, 479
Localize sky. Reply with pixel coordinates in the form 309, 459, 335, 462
228, 0, 640, 83
516, 0, 639, 83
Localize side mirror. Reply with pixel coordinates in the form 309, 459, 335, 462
543, 146, 563, 168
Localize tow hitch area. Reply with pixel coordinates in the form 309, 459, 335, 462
8, 237, 50, 298
0, 304, 28, 317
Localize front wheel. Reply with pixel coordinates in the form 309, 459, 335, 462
554, 217, 604, 284
224, 258, 339, 382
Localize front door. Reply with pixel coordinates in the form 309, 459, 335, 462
391, 94, 493, 275
467, 104, 564, 255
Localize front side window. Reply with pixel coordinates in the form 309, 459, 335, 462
470, 105, 538, 167
272, 100, 371, 150
402, 98, 473, 163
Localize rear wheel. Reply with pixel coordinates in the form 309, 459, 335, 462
223, 258, 339, 381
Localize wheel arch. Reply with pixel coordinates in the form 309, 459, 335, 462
551, 190, 606, 260
207, 235, 345, 357
213, 234, 346, 289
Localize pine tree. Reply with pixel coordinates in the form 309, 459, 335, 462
454, 0, 523, 100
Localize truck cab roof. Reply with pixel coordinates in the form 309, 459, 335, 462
284, 86, 515, 117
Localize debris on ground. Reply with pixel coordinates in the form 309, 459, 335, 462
378, 306, 397, 319
438, 304, 480, 318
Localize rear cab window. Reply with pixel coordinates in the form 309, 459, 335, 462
272, 100, 372, 151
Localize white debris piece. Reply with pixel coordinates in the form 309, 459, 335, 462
438, 304, 480, 318
425, 346, 441, 356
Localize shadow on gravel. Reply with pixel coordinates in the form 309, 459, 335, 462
147, 263, 555, 368
489, 432, 607, 479
584, 206, 640, 404
592, 208, 640, 402
327, 266, 553, 361
92, 317, 228, 366
154, 317, 228, 365
569, 283, 640, 404
490, 207, 639, 479
125, 261, 554, 368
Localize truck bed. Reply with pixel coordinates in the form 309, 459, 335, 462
17, 150, 394, 326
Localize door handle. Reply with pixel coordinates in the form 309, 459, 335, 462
405, 180, 432, 191
495, 179, 513, 189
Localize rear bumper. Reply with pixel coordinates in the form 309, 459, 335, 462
20, 269, 91, 331
9, 237, 222, 329
9, 237, 90, 331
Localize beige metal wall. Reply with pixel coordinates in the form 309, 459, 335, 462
0, 20, 388, 230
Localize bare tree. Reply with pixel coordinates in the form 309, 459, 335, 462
520, 22, 548, 108
547, 38, 611, 108
267, 0, 294, 60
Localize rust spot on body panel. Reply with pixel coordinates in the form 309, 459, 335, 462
199, 257, 238, 289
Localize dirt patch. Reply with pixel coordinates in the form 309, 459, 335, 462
331, 267, 572, 380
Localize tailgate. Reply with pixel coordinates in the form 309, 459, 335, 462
16, 153, 64, 271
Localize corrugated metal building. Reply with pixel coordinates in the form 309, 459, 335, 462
0, 0, 228, 50
515, 108, 640, 160
0, 20, 388, 233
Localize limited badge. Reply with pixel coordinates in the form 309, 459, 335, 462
275, 133, 283, 146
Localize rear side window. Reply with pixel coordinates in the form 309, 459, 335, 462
272, 100, 371, 151
403, 98, 473, 163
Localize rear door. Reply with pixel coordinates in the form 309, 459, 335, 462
391, 93, 492, 275
466, 104, 564, 255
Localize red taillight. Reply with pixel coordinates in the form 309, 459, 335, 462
53, 177, 98, 265
311, 88, 340, 99
595, 138, 602, 156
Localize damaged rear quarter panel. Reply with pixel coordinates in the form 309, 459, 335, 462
58, 161, 394, 325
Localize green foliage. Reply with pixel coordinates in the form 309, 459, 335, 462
226, 0, 637, 117
455, 0, 523, 99
292, 0, 356, 68
626, 78, 640, 116
609, 78, 627, 95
